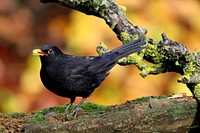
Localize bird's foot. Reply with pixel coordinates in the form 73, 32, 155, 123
70, 109, 78, 117
70, 112, 77, 117
70, 107, 82, 117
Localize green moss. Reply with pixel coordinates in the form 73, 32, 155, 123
41, 105, 66, 114
119, 33, 141, 43
175, 61, 180, 66
132, 96, 168, 104
30, 103, 108, 121
67, 0, 108, 17
132, 34, 140, 40
79, 102, 108, 116
127, 53, 143, 64
30, 105, 68, 122
6, 112, 26, 118
111, 22, 117, 29
140, 63, 163, 78
163, 45, 169, 51
120, 32, 131, 43
178, 74, 190, 83
121, 52, 145, 67
81, 102, 108, 110
163, 103, 192, 121
185, 54, 195, 62
67, 115, 76, 120
144, 42, 164, 64
32, 112, 46, 122
117, 51, 146, 67
92, 0, 107, 17
184, 62, 196, 74
194, 84, 200, 101
96, 42, 108, 55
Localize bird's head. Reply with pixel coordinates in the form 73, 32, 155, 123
32, 45, 63, 64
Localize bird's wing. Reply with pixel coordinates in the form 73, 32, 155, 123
65, 38, 146, 79
65, 56, 93, 79
70, 66, 90, 79
69, 56, 114, 80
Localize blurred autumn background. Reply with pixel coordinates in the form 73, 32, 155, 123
0, 0, 199, 113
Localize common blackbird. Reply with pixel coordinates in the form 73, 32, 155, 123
32, 39, 146, 117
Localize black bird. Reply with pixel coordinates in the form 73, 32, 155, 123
32, 39, 146, 117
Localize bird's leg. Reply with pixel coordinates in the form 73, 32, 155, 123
65, 103, 72, 112
70, 97, 86, 117
65, 97, 75, 112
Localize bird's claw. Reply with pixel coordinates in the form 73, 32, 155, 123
70, 110, 77, 117
70, 108, 79, 117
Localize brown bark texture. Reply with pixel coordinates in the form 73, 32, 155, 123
1, 96, 200, 132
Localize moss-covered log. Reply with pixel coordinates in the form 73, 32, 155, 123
0, 96, 199, 132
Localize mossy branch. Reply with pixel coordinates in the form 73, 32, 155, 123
40, 0, 200, 102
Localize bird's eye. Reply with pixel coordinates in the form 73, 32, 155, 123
48, 49, 53, 54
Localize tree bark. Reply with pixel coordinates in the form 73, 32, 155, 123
1, 96, 199, 132
24, 96, 199, 133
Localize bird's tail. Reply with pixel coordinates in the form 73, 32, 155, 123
106, 38, 146, 61
91, 38, 146, 76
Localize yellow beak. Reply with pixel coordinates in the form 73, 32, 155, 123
32, 49, 47, 56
